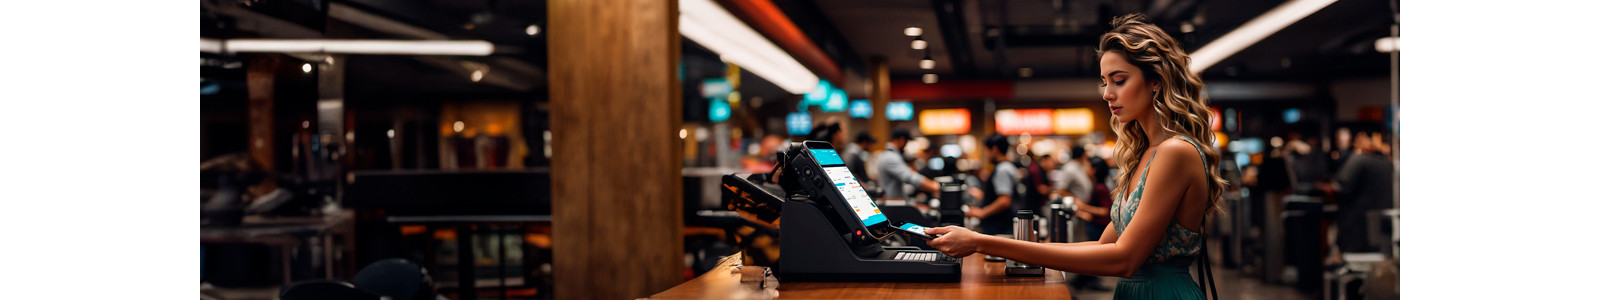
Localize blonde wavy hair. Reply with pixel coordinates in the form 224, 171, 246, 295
1098, 13, 1226, 216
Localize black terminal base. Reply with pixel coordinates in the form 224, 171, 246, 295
778, 199, 961, 283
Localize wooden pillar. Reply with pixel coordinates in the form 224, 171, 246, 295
548, 1, 683, 299
246, 55, 279, 174
869, 56, 890, 151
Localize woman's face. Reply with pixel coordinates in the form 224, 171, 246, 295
1099, 51, 1159, 123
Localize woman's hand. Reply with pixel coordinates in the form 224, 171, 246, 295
925, 226, 984, 258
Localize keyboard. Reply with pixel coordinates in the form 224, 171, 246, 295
893, 251, 954, 262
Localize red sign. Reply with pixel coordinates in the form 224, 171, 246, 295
995, 109, 1055, 135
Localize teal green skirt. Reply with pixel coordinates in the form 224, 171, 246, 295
1112, 261, 1204, 300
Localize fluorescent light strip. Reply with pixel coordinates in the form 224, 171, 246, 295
1188, 0, 1336, 74
201, 38, 223, 53
200, 39, 494, 56
680, 0, 818, 94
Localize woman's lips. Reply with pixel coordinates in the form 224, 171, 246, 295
1110, 106, 1123, 115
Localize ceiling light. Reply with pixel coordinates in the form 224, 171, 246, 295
1375, 36, 1399, 53
680, 0, 819, 94
920, 58, 935, 70
911, 37, 927, 50
905, 26, 923, 37
1180, 22, 1195, 33
1188, 0, 1336, 74
201, 38, 223, 53
526, 24, 541, 36
301, 63, 312, 73
471, 70, 485, 82
454, 121, 465, 133
922, 74, 938, 84
205, 39, 495, 56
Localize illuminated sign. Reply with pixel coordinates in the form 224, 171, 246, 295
787, 112, 813, 135
918, 108, 971, 135
1052, 108, 1095, 135
849, 100, 873, 118
1210, 107, 1223, 131
801, 80, 833, 110
709, 99, 730, 122
822, 87, 847, 112
995, 109, 1054, 135
886, 101, 914, 121
1224, 108, 1238, 132
700, 78, 731, 98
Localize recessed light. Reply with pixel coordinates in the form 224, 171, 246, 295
301, 63, 312, 73
526, 24, 541, 36
1375, 36, 1399, 53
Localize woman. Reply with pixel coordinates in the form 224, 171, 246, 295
925, 13, 1226, 299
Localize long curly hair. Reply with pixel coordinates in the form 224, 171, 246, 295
1098, 13, 1226, 216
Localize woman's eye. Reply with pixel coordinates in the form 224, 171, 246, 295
1114, 80, 1127, 86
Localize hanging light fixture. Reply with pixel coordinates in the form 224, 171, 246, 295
904, 26, 923, 37
919, 51, 935, 70
911, 36, 927, 50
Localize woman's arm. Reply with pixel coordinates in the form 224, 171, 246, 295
927, 140, 1200, 278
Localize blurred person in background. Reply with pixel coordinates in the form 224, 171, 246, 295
807, 121, 845, 148
1024, 154, 1058, 216
1370, 131, 1392, 157
926, 14, 1226, 299
969, 134, 1019, 234
1287, 131, 1330, 195
1329, 127, 1354, 172
1319, 131, 1394, 256
1068, 156, 1116, 291
1055, 145, 1095, 203
877, 128, 941, 200
845, 132, 877, 185
742, 134, 788, 174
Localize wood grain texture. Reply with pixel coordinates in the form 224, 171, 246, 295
549, 0, 683, 299
868, 57, 889, 152
246, 55, 278, 173
651, 252, 1074, 299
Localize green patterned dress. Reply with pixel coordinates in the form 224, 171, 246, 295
1109, 136, 1208, 300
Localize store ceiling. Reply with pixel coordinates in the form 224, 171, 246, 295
808, 0, 1398, 82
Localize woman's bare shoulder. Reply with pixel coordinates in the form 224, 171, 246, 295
1155, 138, 1202, 162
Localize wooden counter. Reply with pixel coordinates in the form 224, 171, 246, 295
649, 252, 1073, 299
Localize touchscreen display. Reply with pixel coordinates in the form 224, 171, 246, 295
810, 149, 887, 227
